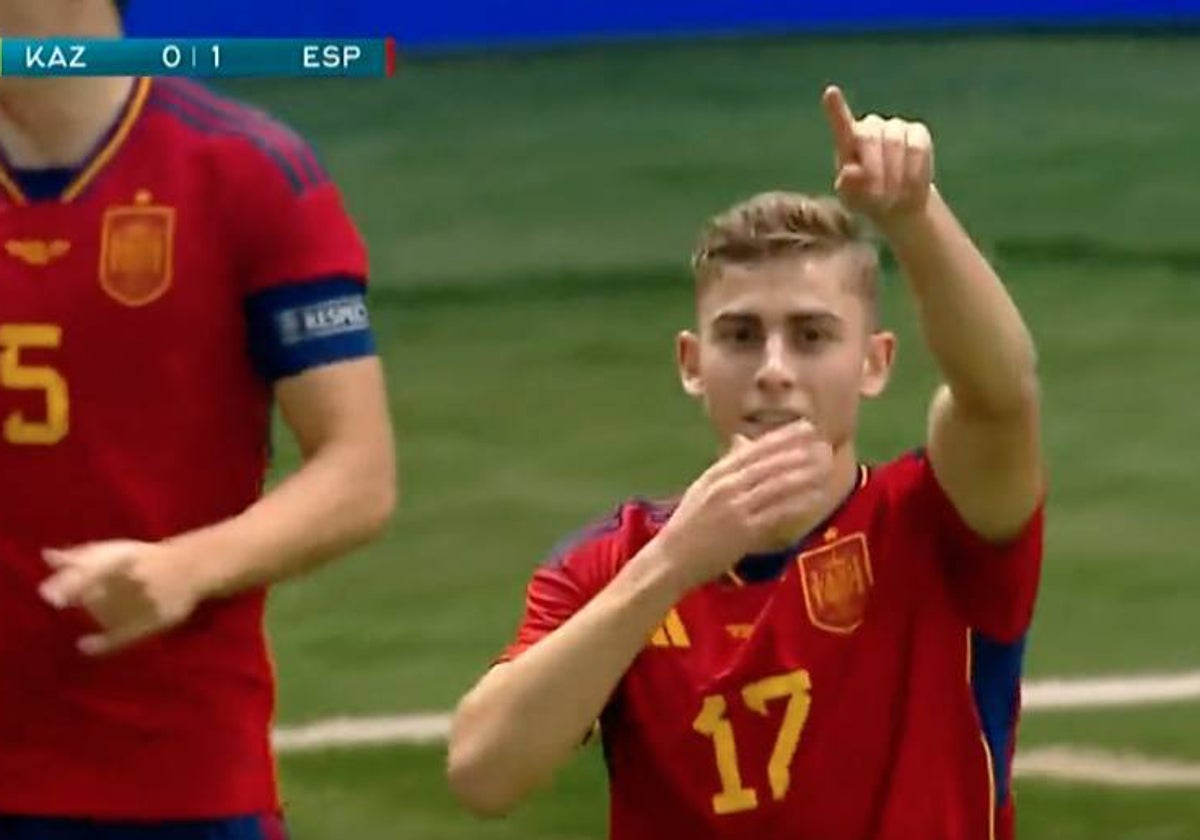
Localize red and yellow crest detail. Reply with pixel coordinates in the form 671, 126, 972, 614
99, 192, 174, 307
5, 239, 70, 266
797, 533, 873, 634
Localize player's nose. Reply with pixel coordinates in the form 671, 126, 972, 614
755, 334, 796, 392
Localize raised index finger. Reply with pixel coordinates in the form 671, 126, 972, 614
821, 85, 858, 164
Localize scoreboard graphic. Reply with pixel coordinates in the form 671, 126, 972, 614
0, 38, 398, 77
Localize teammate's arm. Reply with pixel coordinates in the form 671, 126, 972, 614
168, 356, 396, 596
38, 133, 396, 655
821, 85, 1043, 542
448, 422, 830, 816
38, 356, 395, 656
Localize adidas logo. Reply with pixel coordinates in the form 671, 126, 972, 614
649, 608, 690, 648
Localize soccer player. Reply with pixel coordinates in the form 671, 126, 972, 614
448, 85, 1044, 840
0, 1, 395, 838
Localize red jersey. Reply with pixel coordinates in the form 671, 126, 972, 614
0, 77, 370, 819
505, 451, 1043, 840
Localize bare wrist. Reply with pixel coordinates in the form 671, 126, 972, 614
875, 185, 943, 245
162, 526, 242, 601
620, 537, 695, 606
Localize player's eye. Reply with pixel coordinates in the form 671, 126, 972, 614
720, 324, 761, 346
793, 325, 834, 350
735, 326, 757, 342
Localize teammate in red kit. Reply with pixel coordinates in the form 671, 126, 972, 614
448, 86, 1044, 840
0, 2, 396, 838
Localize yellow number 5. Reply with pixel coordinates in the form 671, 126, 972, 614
693, 669, 813, 815
0, 324, 69, 445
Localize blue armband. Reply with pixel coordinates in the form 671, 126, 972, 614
244, 276, 376, 381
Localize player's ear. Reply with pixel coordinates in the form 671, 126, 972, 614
676, 330, 704, 398
859, 330, 895, 399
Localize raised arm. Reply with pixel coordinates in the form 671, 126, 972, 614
822, 85, 1043, 542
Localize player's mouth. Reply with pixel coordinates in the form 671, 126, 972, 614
741, 409, 806, 436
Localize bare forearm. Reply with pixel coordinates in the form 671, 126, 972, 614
885, 188, 1038, 416
169, 441, 396, 599
448, 542, 686, 815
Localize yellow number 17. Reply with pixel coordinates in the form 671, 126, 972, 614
693, 668, 812, 815
0, 323, 70, 445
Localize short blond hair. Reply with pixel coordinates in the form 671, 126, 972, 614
691, 191, 880, 324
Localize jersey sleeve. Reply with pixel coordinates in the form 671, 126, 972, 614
499, 505, 636, 663
227, 125, 375, 381
915, 452, 1044, 644
233, 131, 368, 291
501, 564, 590, 663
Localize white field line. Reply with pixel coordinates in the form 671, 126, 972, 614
274, 712, 451, 752
1023, 669, 1200, 711
1015, 747, 1200, 788
273, 669, 1200, 753
271, 670, 1200, 787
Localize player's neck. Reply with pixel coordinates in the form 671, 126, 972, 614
0, 76, 135, 168
758, 446, 860, 554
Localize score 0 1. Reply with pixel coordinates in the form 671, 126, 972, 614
160, 42, 221, 71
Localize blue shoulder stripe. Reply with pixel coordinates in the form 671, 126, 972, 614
637, 496, 678, 524
149, 81, 325, 195
163, 80, 326, 187
542, 498, 673, 570
543, 506, 626, 569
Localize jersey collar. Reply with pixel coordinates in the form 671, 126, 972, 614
725, 463, 870, 587
0, 76, 151, 206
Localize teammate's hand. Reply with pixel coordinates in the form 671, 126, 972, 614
38, 540, 204, 656
654, 420, 833, 591
822, 84, 934, 225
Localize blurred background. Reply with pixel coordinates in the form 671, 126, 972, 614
127, 2, 1200, 837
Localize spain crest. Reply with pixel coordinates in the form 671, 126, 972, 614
797, 533, 873, 634
99, 191, 174, 307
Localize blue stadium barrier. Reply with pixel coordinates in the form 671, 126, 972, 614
123, 0, 1200, 50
